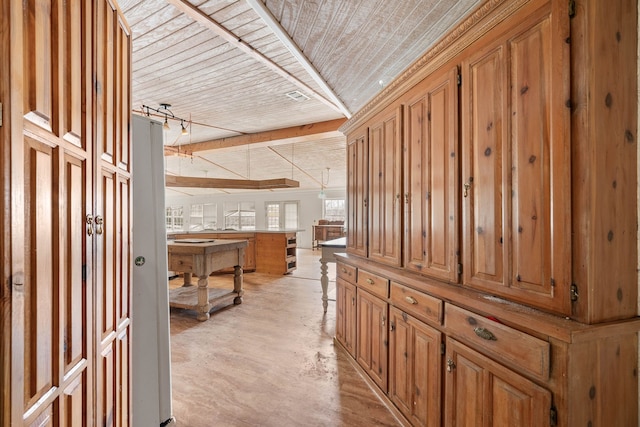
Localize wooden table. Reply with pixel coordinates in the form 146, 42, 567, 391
167, 239, 247, 321
319, 237, 346, 313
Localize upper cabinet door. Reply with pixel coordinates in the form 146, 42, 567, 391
368, 106, 403, 267
347, 126, 368, 258
461, 2, 570, 314
404, 66, 460, 282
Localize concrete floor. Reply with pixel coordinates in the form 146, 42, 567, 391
168, 248, 401, 427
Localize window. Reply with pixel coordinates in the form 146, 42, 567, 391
189, 204, 203, 231
166, 206, 184, 231
323, 199, 345, 221
190, 203, 217, 231
265, 201, 299, 230
223, 202, 255, 230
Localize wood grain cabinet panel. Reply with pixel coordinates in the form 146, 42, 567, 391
404, 66, 459, 283
4, 0, 132, 424
444, 304, 550, 382
356, 288, 388, 392
389, 307, 442, 427
444, 338, 551, 427
357, 269, 390, 300
336, 277, 357, 358
461, 2, 571, 314
368, 106, 403, 267
346, 126, 368, 257
390, 281, 443, 326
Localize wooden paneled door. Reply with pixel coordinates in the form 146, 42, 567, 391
346, 125, 368, 257
2, 0, 132, 425
444, 338, 551, 427
460, 2, 570, 314
368, 105, 402, 267
404, 66, 459, 282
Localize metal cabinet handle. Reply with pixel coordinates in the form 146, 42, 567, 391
86, 214, 94, 236
95, 215, 104, 235
366, 278, 374, 285
404, 296, 418, 305
341, 267, 347, 273
474, 327, 497, 341
446, 358, 456, 372
463, 177, 474, 198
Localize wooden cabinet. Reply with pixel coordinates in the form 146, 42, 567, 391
336, 277, 357, 357
256, 232, 297, 275
460, 1, 571, 314
346, 106, 403, 267
312, 223, 346, 248
444, 338, 551, 427
1, 0, 132, 424
389, 307, 442, 427
404, 65, 460, 283
356, 288, 389, 392
338, 1, 638, 424
335, 254, 640, 427
368, 105, 403, 267
346, 125, 368, 257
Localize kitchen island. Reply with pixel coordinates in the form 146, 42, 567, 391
169, 230, 301, 275
167, 239, 247, 321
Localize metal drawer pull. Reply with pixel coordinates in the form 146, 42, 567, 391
404, 296, 418, 305
366, 278, 374, 285
341, 267, 347, 273
474, 327, 497, 341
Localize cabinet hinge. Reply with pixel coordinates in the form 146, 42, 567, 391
550, 407, 558, 426
82, 264, 87, 282
457, 263, 463, 275
570, 284, 579, 302
568, 0, 576, 18
457, 74, 462, 86
0, 102, 3, 127
441, 343, 446, 355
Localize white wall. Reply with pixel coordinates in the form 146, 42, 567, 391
165, 187, 346, 249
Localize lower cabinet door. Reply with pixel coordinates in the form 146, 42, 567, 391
356, 288, 389, 391
444, 338, 551, 427
336, 278, 357, 357
389, 307, 442, 427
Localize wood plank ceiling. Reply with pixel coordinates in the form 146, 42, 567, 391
118, 0, 482, 195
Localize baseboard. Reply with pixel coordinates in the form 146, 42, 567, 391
333, 338, 411, 427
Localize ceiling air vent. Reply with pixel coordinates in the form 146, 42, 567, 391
286, 90, 310, 101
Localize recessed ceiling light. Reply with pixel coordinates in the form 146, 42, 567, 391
286, 90, 310, 101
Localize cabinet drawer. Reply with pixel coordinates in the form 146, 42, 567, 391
357, 269, 389, 299
390, 282, 443, 325
444, 304, 550, 381
336, 263, 356, 283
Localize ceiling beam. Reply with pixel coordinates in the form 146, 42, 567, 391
244, 0, 351, 119
165, 0, 345, 116
166, 118, 346, 155
165, 175, 300, 190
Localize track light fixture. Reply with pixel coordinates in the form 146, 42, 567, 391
141, 103, 189, 135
